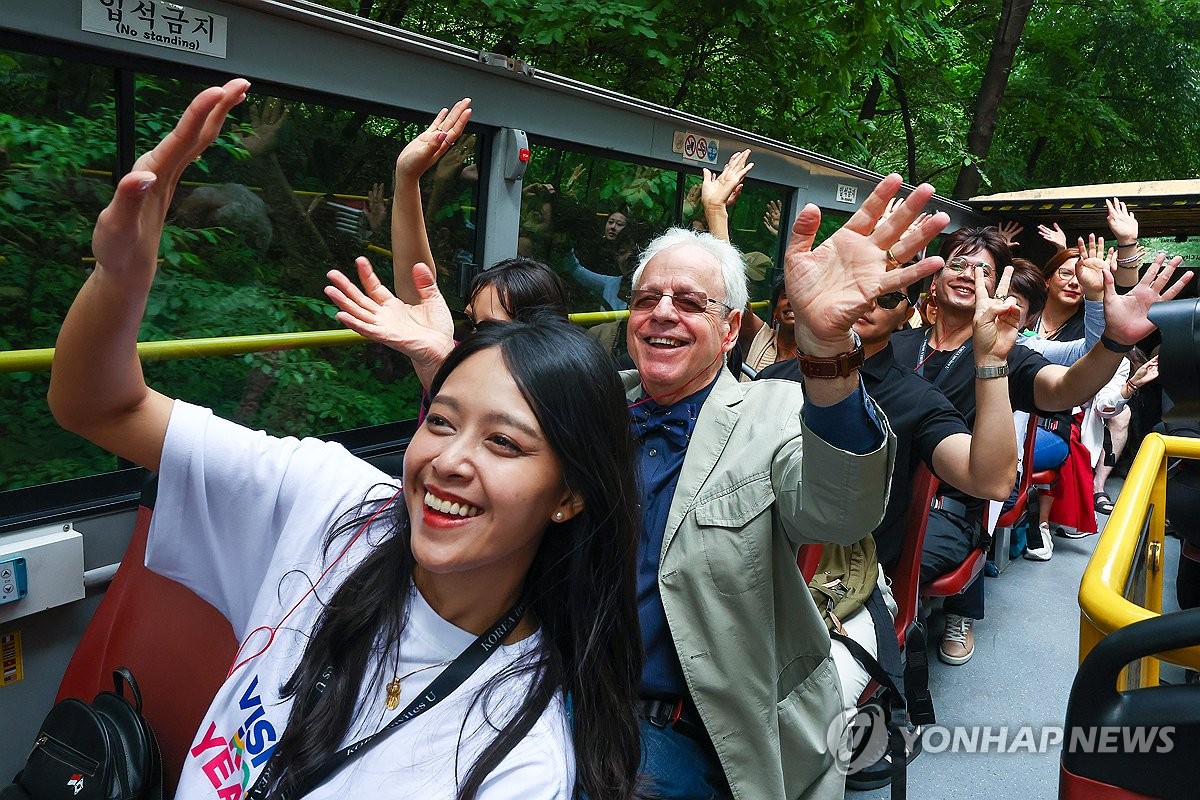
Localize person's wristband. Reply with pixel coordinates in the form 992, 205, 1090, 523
1124, 380, 1138, 396
1117, 249, 1145, 267
1117, 239, 1139, 248
975, 363, 1009, 380
1100, 333, 1134, 353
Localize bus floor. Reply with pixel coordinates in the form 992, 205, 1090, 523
848, 475, 1185, 799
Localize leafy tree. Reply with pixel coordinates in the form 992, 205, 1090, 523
318, 0, 1200, 199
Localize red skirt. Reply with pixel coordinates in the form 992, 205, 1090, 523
1048, 414, 1098, 534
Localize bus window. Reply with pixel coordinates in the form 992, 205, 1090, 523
519, 144, 677, 315
679, 174, 786, 304
132, 76, 479, 439
0, 51, 118, 491
0, 65, 483, 492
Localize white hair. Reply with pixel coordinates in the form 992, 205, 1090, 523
631, 228, 749, 312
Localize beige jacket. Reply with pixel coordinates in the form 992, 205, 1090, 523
622, 368, 895, 799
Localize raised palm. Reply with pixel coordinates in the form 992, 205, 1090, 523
1076, 235, 1110, 299
93, 80, 249, 278
325, 258, 455, 381
972, 265, 1021, 362
783, 175, 948, 352
1103, 252, 1194, 345
396, 98, 473, 180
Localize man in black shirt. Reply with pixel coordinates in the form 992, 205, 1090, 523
891, 226, 1192, 665
758, 275, 1019, 569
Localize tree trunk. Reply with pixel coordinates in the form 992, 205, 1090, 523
952, 0, 1036, 200
893, 71, 918, 185
880, 44, 918, 185
1025, 135, 1047, 180
859, 74, 883, 121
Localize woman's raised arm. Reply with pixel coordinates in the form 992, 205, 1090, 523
48, 79, 250, 472
390, 99, 471, 304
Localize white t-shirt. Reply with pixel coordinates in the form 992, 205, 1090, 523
147, 401, 573, 800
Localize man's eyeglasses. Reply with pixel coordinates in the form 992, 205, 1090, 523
944, 256, 994, 280
630, 289, 732, 314
876, 290, 909, 310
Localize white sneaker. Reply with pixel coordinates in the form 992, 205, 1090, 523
939, 614, 975, 665
1024, 522, 1054, 561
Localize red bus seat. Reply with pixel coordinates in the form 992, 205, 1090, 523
56, 489, 236, 796
889, 463, 940, 651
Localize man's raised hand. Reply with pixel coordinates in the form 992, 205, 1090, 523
783, 174, 948, 355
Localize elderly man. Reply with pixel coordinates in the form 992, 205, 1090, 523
624, 177, 948, 799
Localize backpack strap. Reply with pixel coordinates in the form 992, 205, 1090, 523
113, 666, 144, 713
831, 586, 911, 800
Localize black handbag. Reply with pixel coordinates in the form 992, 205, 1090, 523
2, 668, 162, 800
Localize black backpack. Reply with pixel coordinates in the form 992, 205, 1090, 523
2, 668, 162, 800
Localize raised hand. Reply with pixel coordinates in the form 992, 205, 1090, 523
1103, 252, 1194, 345
325, 258, 455, 388
94, 79, 250, 281
397, 98, 472, 182
1076, 235, 1110, 300
878, 197, 930, 239
701, 149, 753, 210
432, 133, 476, 185
973, 264, 1021, 365
997, 220, 1024, 246
784, 174, 949, 355
1037, 222, 1067, 252
763, 199, 781, 236
1129, 355, 1159, 390
365, 182, 388, 233
1107, 197, 1139, 245
232, 97, 288, 158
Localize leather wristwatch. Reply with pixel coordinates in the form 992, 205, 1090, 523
796, 330, 865, 379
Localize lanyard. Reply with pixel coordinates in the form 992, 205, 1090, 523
916, 334, 972, 389
245, 596, 528, 800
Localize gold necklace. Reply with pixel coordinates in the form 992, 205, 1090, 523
384, 658, 453, 710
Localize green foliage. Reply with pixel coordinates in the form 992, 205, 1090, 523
332, 0, 1200, 197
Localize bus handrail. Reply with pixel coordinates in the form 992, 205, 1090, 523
0, 303, 769, 374
1078, 432, 1200, 686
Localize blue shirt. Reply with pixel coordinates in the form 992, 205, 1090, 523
632, 374, 882, 697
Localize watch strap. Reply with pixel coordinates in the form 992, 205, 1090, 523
975, 363, 1009, 380
796, 334, 865, 379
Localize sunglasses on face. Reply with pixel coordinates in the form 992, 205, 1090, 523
630, 288, 732, 314
944, 256, 995, 280
876, 290, 909, 310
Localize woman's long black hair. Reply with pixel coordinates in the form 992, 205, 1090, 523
267, 320, 643, 800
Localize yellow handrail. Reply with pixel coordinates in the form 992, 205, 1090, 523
0, 302, 769, 374
0, 330, 366, 373
1078, 433, 1200, 686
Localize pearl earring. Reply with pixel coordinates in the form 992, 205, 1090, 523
554, 511, 564, 521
